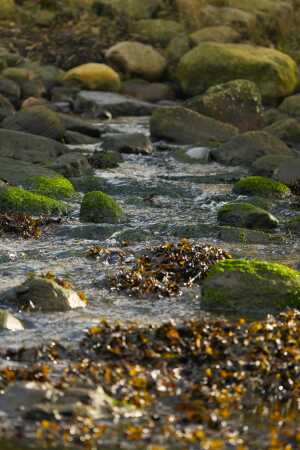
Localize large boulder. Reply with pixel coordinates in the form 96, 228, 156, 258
177, 43, 299, 100
105, 41, 167, 81
63, 63, 121, 92
212, 131, 293, 166
130, 20, 185, 47
150, 106, 238, 145
202, 259, 300, 313
217, 202, 279, 230
185, 79, 263, 131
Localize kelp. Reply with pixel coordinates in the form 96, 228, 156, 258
0, 212, 61, 239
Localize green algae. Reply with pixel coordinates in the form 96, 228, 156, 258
80, 191, 123, 223
25, 176, 75, 199
233, 176, 291, 198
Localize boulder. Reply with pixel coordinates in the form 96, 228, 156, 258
0, 77, 21, 104
93, 0, 160, 20
165, 34, 191, 65
275, 158, 300, 187
217, 202, 279, 230
233, 176, 291, 198
286, 216, 300, 235
59, 113, 101, 137
150, 106, 238, 145
262, 108, 288, 127
190, 26, 241, 45
1, 106, 65, 141
121, 80, 175, 102
212, 131, 293, 166
80, 191, 123, 223
279, 94, 300, 117
24, 176, 75, 200
218, 226, 278, 245
2, 275, 86, 312
74, 91, 156, 117
252, 155, 295, 177
264, 118, 300, 144
0, 93, 15, 121
0, 157, 60, 185
0, 309, 23, 331
105, 41, 167, 81
100, 132, 153, 154
0, 0, 16, 19
63, 63, 121, 92
202, 259, 300, 313
174, 147, 210, 164
65, 131, 99, 146
130, 19, 185, 47
51, 153, 93, 178
177, 43, 299, 100
90, 150, 123, 169
185, 79, 263, 131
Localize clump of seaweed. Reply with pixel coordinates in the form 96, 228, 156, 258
110, 239, 231, 298
86, 246, 127, 263
0, 213, 61, 239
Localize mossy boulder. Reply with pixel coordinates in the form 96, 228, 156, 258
0, 186, 69, 215
279, 94, 300, 117
264, 118, 300, 144
63, 63, 121, 92
202, 259, 300, 313
177, 43, 299, 100
1, 106, 65, 141
212, 131, 293, 166
190, 26, 241, 45
217, 202, 279, 230
287, 216, 300, 235
0, 77, 21, 104
185, 79, 263, 132
24, 176, 75, 200
150, 106, 238, 145
233, 176, 291, 198
93, 0, 160, 20
252, 155, 294, 178
105, 41, 167, 82
130, 20, 185, 47
0, 0, 16, 19
90, 150, 123, 169
166, 34, 191, 65
80, 191, 123, 223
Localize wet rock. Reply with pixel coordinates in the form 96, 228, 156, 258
218, 226, 280, 245
217, 202, 279, 230
74, 90, 156, 117
150, 106, 238, 145
51, 86, 79, 103
70, 175, 107, 193
0, 93, 15, 121
80, 191, 123, 223
212, 131, 293, 166
1, 106, 65, 141
264, 118, 300, 145
0, 382, 52, 415
233, 176, 291, 199
174, 147, 210, 163
130, 19, 185, 47
286, 216, 300, 235
177, 43, 299, 100
0, 77, 21, 105
185, 79, 263, 132
105, 41, 167, 81
275, 158, 300, 187
59, 113, 101, 137
202, 259, 300, 312
262, 108, 288, 127
279, 94, 300, 117
190, 26, 241, 45
90, 150, 123, 169
251, 154, 295, 178
65, 130, 99, 145
57, 223, 118, 240
0, 157, 59, 185
63, 63, 121, 92
101, 132, 153, 154
0, 309, 23, 331
51, 152, 92, 178
121, 79, 175, 103
2, 275, 86, 312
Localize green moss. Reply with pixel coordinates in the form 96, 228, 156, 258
217, 201, 279, 230
233, 176, 291, 198
25, 176, 75, 199
80, 191, 123, 223
0, 186, 69, 215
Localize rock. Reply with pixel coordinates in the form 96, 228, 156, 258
0, 93, 15, 121
24, 176, 75, 199
275, 158, 300, 187
252, 155, 295, 177
279, 94, 300, 117
0, 309, 23, 331
190, 26, 241, 45
1, 106, 65, 141
2, 275, 86, 312
70, 175, 107, 194
202, 259, 300, 313
100, 132, 153, 154
264, 118, 300, 145
93, 0, 160, 20
218, 226, 279, 245
130, 19, 185, 47
0, 157, 59, 185
90, 150, 123, 169
59, 113, 101, 137
0, 129, 69, 164
0, 77, 21, 104
0, 0, 16, 19
286, 216, 300, 234
185, 79, 263, 132
212, 131, 293, 166
65, 130, 99, 145
262, 108, 288, 127
177, 43, 299, 100
63, 63, 121, 92
165, 34, 191, 65
74, 91, 156, 117
150, 106, 238, 145
80, 191, 123, 223
0, 186, 69, 215
121, 80, 175, 102
217, 202, 279, 230
233, 176, 291, 198
174, 147, 210, 163
51, 153, 92, 178
105, 41, 167, 81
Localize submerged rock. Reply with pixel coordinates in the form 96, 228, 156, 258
80, 191, 123, 223
217, 202, 279, 230
63, 63, 121, 92
202, 259, 300, 312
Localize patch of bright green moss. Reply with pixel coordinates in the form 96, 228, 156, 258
25, 176, 75, 199
233, 176, 291, 198
0, 186, 69, 215
80, 191, 123, 223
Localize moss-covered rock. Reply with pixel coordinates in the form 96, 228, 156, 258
90, 150, 123, 169
186, 79, 263, 132
218, 226, 280, 245
264, 118, 300, 144
279, 94, 300, 117
150, 106, 238, 145
1, 106, 65, 141
252, 154, 294, 177
105, 41, 167, 82
177, 43, 299, 100
0, 77, 21, 105
217, 202, 279, 230
165, 34, 191, 65
233, 176, 291, 198
0, 0, 16, 19
24, 176, 75, 199
63, 63, 121, 92
93, 0, 159, 20
0, 186, 69, 215
190, 25, 241, 45
130, 20, 185, 47
202, 258, 300, 312
80, 191, 123, 223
